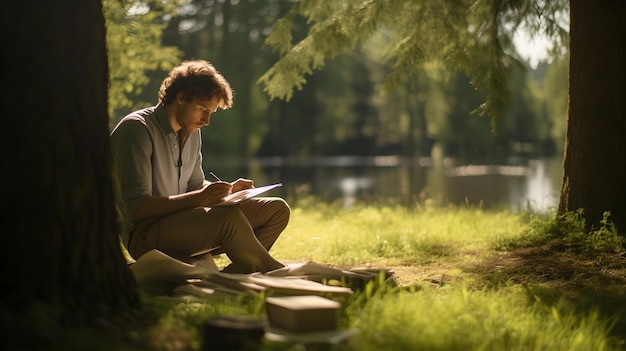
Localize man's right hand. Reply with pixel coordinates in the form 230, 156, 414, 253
201, 181, 233, 206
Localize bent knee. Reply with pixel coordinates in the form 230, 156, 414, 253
207, 206, 247, 222
269, 197, 291, 221
274, 197, 291, 213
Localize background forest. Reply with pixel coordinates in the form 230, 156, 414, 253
105, 0, 568, 163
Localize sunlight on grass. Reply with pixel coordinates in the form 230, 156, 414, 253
348, 286, 616, 351
270, 201, 539, 269
185, 200, 624, 351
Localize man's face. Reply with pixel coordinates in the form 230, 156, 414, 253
178, 95, 220, 133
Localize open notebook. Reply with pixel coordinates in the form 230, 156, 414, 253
210, 183, 282, 206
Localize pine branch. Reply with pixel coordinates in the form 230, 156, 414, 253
259, 0, 568, 125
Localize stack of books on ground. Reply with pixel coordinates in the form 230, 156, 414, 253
265, 261, 397, 289
129, 250, 365, 344
197, 296, 355, 349
130, 249, 391, 298
177, 270, 354, 299
263, 295, 356, 345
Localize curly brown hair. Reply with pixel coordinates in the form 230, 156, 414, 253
158, 59, 234, 109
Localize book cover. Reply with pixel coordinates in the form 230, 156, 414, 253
265, 295, 342, 333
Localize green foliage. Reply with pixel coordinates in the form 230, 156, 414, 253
260, 0, 424, 101
558, 210, 624, 253
492, 209, 624, 254
103, 0, 184, 125
260, 0, 570, 127
103, 0, 568, 159
492, 212, 557, 250
543, 53, 569, 149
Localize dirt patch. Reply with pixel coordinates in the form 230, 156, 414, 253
388, 244, 626, 293
474, 245, 626, 290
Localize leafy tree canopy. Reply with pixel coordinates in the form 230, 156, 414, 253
104, 0, 185, 123
259, 0, 569, 130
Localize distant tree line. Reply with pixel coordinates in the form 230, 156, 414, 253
105, 0, 568, 161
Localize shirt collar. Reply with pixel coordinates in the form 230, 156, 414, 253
154, 103, 176, 136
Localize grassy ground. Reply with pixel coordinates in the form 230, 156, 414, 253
146, 199, 625, 351
10, 198, 626, 350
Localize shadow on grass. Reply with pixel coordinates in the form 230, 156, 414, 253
467, 242, 626, 345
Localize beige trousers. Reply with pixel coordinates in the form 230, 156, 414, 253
129, 197, 290, 273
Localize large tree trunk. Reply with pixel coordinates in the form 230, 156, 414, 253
560, 0, 626, 232
0, 0, 139, 326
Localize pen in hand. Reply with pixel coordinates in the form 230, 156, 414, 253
209, 171, 222, 182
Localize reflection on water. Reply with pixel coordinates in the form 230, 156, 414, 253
524, 159, 561, 212
334, 176, 374, 208
205, 156, 563, 213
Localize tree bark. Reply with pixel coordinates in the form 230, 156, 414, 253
560, 0, 626, 232
0, 0, 139, 324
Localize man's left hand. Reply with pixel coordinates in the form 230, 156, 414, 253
231, 178, 254, 193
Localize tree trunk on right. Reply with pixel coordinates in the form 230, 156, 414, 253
559, 0, 626, 232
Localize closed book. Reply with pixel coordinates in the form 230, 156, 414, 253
265, 295, 341, 333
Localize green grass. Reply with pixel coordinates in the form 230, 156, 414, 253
181, 199, 626, 351
10, 199, 626, 350
349, 287, 616, 351
272, 202, 535, 266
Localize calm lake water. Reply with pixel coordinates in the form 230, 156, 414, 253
205, 156, 564, 213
